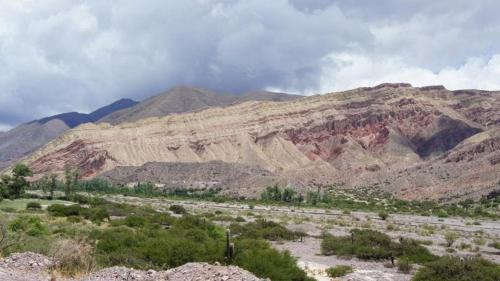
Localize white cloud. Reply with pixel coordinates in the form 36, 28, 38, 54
1, 0, 500, 128
316, 53, 500, 93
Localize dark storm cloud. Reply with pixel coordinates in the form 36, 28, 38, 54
1, 0, 500, 129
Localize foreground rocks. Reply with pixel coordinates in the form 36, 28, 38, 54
0, 252, 265, 281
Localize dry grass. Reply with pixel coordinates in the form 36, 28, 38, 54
50, 238, 96, 277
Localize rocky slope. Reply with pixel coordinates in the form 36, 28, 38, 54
0, 99, 138, 170
16, 83, 500, 200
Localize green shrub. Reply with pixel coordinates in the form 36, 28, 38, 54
413, 256, 500, 281
47, 204, 81, 217
234, 239, 313, 281
378, 211, 389, 220
444, 231, 459, 247
82, 207, 109, 223
230, 220, 299, 241
437, 210, 449, 218
397, 257, 412, 273
326, 265, 353, 277
393, 239, 437, 263
169, 204, 187, 214
235, 216, 246, 222
321, 230, 436, 263
8, 215, 48, 236
26, 201, 42, 210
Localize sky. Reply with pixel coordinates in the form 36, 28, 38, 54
1, 0, 500, 130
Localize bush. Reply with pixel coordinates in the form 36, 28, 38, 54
321, 229, 392, 260
378, 211, 389, 220
51, 239, 95, 276
230, 219, 299, 241
8, 215, 48, 236
444, 231, 459, 247
169, 204, 187, 214
413, 256, 500, 281
437, 210, 449, 218
26, 201, 42, 210
234, 239, 313, 281
82, 207, 109, 223
47, 204, 81, 217
393, 239, 436, 263
397, 257, 412, 273
321, 230, 436, 263
47, 204, 109, 223
326, 265, 353, 277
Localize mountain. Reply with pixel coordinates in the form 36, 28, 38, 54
98, 86, 301, 125
0, 98, 138, 169
15, 83, 500, 200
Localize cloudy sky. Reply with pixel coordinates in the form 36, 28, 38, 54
1, 0, 500, 130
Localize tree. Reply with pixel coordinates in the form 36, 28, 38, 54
64, 167, 80, 197
1, 163, 32, 199
49, 174, 57, 199
281, 188, 296, 203
306, 191, 321, 205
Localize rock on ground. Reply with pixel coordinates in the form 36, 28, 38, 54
0, 253, 265, 281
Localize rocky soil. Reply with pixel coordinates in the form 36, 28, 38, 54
0, 252, 264, 281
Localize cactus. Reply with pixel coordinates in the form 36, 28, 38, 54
225, 230, 234, 261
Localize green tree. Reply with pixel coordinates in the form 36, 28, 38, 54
48, 174, 57, 199
281, 188, 296, 203
64, 167, 80, 198
306, 191, 321, 205
1, 164, 32, 199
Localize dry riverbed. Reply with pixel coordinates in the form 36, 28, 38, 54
103, 195, 500, 281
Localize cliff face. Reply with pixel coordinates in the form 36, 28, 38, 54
19, 83, 500, 200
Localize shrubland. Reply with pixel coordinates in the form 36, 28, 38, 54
0, 194, 313, 280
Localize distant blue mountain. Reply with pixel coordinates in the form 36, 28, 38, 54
34, 98, 138, 128
0, 98, 138, 169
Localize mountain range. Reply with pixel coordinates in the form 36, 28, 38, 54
0, 98, 138, 170
3, 83, 500, 201
0, 87, 298, 170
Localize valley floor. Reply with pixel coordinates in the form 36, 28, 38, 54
103, 194, 500, 280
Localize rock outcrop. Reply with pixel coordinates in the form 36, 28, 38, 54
16, 83, 500, 200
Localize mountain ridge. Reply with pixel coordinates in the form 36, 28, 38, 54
18, 83, 500, 200
98, 86, 300, 125
0, 98, 138, 169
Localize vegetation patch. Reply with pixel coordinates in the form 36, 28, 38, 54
413, 256, 500, 281
326, 265, 353, 277
321, 229, 436, 263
